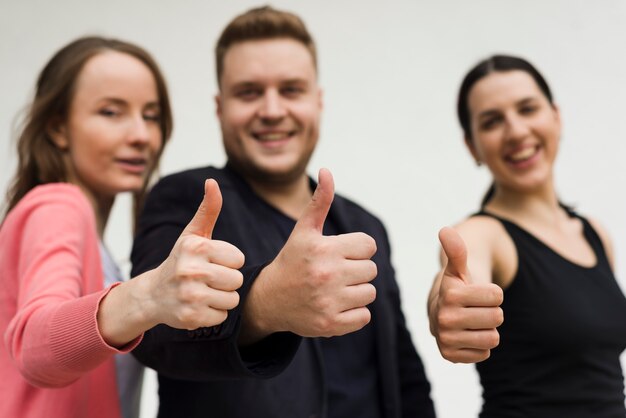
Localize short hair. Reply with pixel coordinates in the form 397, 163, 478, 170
215, 5, 317, 86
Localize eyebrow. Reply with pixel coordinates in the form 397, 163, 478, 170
96, 97, 160, 108
477, 96, 538, 120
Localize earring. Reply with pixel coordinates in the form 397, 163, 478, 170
475, 160, 482, 167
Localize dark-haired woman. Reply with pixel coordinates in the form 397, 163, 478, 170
428, 55, 626, 417
0, 37, 244, 418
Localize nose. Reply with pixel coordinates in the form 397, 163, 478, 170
127, 114, 151, 145
258, 89, 287, 120
504, 114, 530, 142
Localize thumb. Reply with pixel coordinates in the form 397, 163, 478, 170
295, 168, 335, 234
439, 226, 472, 284
181, 179, 222, 238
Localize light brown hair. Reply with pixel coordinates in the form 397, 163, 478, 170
215, 5, 317, 86
4, 36, 173, 223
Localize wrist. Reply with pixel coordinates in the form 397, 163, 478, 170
239, 265, 280, 344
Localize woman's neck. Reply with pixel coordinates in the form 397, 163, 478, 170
485, 180, 564, 226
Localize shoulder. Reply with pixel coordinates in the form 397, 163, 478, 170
6, 183, 92, 223
1, 183, 96, 247
449, 214, 517, 286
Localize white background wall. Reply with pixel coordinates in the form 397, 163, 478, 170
2, 1, 626, 417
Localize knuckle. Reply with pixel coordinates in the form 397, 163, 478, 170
177, 307, 198, 327
312, 315, 333, 336
438, 332, 456, 347
441, 288, 462, 306
177, 284, 199, 304
437, 310, 458, 330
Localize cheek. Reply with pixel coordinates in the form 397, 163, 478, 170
222, 103, 255, 129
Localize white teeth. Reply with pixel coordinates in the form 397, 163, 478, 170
256, 133, 288, 141
509, 147, 536, 162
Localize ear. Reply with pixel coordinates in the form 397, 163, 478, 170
47, 119, 69, 150
551, 103, 561, 124
215, 94, 223, 119
464, 135, 481, 165
317, 87, 324, 111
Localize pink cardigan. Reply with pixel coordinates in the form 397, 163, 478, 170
0, 184, 141, 418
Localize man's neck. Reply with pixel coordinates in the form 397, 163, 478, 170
246, 174, 312, 220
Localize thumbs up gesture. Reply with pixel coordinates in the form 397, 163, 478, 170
430, 227, 504, 363
145, 179, 245, 330
240, 169, 378, 342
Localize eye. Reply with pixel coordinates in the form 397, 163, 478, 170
99, 107, 120, 118
235, 88, 262, 100
143, 111, 161, 122
479, 115, 502, 131
519, 104, 538, 115
281, 85, 305, 97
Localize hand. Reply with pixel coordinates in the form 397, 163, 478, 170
431, 227, 503, 363
147, 179, 245, 330
242, 168, 378, 342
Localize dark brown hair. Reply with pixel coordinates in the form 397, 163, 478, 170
215, 5, 317, 86
457, 55, 554, 206
4, 36, 173, 223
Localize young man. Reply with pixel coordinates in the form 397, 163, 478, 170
131, 6, 435, 418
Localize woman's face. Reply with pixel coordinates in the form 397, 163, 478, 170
51, 51, 162, 201
466, 70, 561, 195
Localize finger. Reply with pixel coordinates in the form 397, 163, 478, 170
195, 309, 228, 329
182, 179, 222, 239
203, 240, 245, 270
294, 168, 334, 233
200, 263, 244, 292
334, 283, 377, 311
331, 232, 377, 260
338, 259, 378, 286
439, 227, 471, 283
439, 347, 492, 364
438, 328, 500, 351
440, 283, 504, 307
205, 288, 241, 311
333, 307, 372, 336
437, 306, 504, 331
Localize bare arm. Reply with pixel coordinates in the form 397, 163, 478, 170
98, 179, 244, 347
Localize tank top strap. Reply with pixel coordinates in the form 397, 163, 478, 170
561, 206, 613, 271
473, 208, 613, 272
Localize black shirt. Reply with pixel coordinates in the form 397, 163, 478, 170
476, 210, 626, 418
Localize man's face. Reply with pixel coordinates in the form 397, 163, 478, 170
216, 38, 322, 185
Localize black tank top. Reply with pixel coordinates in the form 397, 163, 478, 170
474, 210, 626, 418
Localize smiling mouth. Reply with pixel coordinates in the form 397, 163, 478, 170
506, 146, 539, 163
252, 131, 296, 142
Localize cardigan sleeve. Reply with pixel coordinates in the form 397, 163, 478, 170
3, 185, 140, 388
